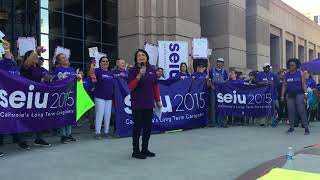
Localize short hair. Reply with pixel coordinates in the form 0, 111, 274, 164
286, 58, 301, 69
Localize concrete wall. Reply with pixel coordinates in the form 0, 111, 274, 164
269, 0, 320, 66
118, 0, 201, 64
201, 0, 247, 68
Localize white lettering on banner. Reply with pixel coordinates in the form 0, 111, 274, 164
217, 91, 272, 104
0, 84, 74, 109
158, 41, 188, 80
123, 92, 205, 115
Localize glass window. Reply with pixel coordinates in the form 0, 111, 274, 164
84, 19, 101, 42
64, 38, 83, 63
49, 35, 62, 60
64, 0, 83, 16
70, 61, 84, 71
102, 23, 117, 44
84, 0, 101, 20
102, 1, 117, 24
49, 11, 63, 35
64, 14, 83, 38
49, 0, 63, 11
102, 44, 117, 64
40, 34, 49, 59
40, 9, 49, 34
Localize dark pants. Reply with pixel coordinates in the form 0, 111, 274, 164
287, 94, 308, 129
278, 98, 288, 120
132, 109, 153, 153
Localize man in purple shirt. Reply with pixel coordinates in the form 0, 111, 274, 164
256, 63, 278, 127
208, 58, 228, 127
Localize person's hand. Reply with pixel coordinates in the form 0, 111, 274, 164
119, 72, 125, 77
76, 73, 82, 80
35, 46, 45, 54
181, 76, 185, 80
139, 67, 146, 76
2, 40, 10, 50
156, 101, 162, 109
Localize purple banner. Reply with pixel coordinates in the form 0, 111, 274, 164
215, 82, 272, 117
115, 78, 208, 137
0, 69, 76, 134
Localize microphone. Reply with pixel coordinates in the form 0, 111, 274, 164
141, 62, 146, 76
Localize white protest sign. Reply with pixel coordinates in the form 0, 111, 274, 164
0, 31, 5, 40
88, 47, 98, 57
17, 37, 36, 56
158, 41, 188, 80
207, 48, 212, 57
192, 38, 208, 59
54, 46, 71, 59
94, 52, 107, 68
144, 43, 158, 66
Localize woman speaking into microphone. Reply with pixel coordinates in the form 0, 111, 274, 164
128, 49, 162, 159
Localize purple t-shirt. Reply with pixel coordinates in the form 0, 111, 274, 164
0, 58, 20, 75
257, 71, 277, 99
306, 78, 316, 89
51, 66, 76, 80
285, 71, 304, 94
128, 65, 158, 110
192, 72, 207, 79
21, 65, 47, 82
113, 69, 128, 79
94, 68, 114, 100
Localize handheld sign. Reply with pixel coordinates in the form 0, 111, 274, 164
94, 52, 107, 68
76, 80, 95, 121
144, 43, 158, 66
158, 41, 188, 80
54, 46, 71, 59
17, 37, 36, 56
192, 38, 208, 59
0, 31, 5, 40
88, 47, 98, 57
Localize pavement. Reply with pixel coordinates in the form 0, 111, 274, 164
0, 122, 320, 180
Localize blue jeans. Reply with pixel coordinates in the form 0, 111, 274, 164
60, 126, 72, 137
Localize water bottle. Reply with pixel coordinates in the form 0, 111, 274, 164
286, 147, 294, 169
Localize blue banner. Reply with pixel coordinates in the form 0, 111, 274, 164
214, 82, 272, 117
114, 78, 208, 137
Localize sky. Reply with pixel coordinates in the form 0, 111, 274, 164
282, 0, 320, 18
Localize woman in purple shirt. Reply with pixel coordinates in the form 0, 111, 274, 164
20, 47, 52, 147
51, 53, 77, 143
89, 57, 115, 139
281, 58, 309, 135
178, 63, 191, 79
128, 49, 162, 159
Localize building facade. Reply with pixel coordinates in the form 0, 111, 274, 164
0, 0, 319, 72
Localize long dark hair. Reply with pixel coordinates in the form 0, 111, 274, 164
134, 49, 149, 66
99, 56, 109, 69
180, 62, 189, 75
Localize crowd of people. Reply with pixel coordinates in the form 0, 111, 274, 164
0, 38, 320, 159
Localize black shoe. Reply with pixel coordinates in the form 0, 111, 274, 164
17, 142, 30, 150
141, 149, 156, 157
60, 136, 67, 144
132, 152, 147, 159
67, 135, 76, 142
287, 128, 294, 133
305, 128, 310, 135
0, 152, 4, 157
34, 139, 51, 147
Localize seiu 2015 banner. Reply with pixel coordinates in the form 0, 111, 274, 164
214, 83, 272, 117
114, 78, 208, 137
0, 69, 76, 134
